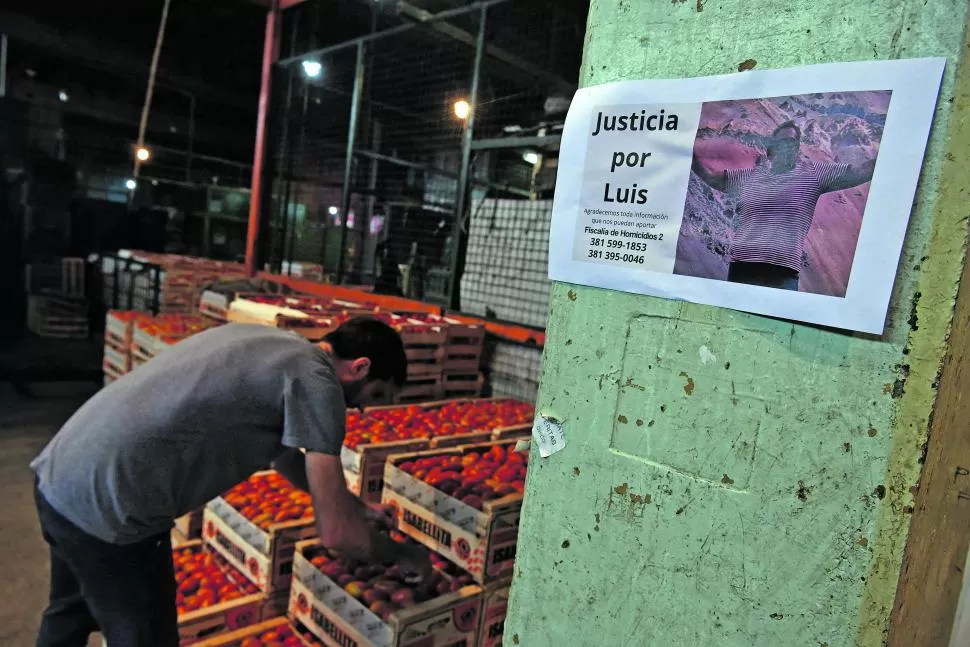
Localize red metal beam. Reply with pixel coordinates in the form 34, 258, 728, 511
245, 0, 282, 276
246, 0, 309, 9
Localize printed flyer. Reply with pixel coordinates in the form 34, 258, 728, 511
548, 58, 945, 333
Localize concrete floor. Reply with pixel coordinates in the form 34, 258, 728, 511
0, 380, 102, 647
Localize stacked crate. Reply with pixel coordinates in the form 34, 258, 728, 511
172, 540, 269, 645
102, 310, 150, 385
341, 398, 535, 503
371, 314, 448, 403
102, 251, 246, 315
225, 294, 359, 341
440, 317, 487, 398
24, 258, 89, 339
203, 471, 318, 620
130, 314, 221, 371
382, 439, 530, 647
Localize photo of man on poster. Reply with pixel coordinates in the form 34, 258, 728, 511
690, 120, 877, 292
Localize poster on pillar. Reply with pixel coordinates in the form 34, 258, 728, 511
548, 58, 945, 334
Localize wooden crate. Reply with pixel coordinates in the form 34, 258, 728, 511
275, 315, 345, 341
102, 364, 123, 387
441, 372, 484, 398
102, 343, 130, 374
105, 310, 150, 347
396, 375, 445, 404
202, 472, 317, 595
477, 578, 513, 647
26, 294, 89, 339
193, 617, 320, 647
341, 437, 431, 503
405, 345, 445, 380
382, 441, 524, 585
288, 540, 482, 647
442, 319, 486, 373
175, 509, 204, 541
341, 398, 524, 501
198, 290, 230, 321
174, 541, 267, 646
24, 257, 85, 296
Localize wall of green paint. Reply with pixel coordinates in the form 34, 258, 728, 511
505, 2, 970, 646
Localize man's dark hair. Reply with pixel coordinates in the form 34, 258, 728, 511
771, 120, 801, 140
324, 317, 408, 385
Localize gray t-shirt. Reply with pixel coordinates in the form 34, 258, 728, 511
30, 324, 346, 544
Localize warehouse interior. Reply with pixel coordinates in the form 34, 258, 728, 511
0, 0, 585, 645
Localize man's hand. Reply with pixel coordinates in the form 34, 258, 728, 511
304, 451, 432, 581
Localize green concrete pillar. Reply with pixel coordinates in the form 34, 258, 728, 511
506, 2, 970, 646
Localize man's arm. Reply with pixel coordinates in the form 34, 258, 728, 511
691, 152, 730, 192
305, 451, 431, 578
274, 448, 394, 524
823, 159, 876, 193
272, 448, 309, 491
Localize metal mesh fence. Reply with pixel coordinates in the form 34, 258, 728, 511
266, 0, 586, 332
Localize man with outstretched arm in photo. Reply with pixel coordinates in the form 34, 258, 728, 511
30, 317, 431, 647
691, 120, 876, 291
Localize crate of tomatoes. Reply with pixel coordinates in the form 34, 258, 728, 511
105, 310, 150, 349
288, 535, 481, 647
193, 617, 323, 647
173, 540, 265, 645
340, 398, 533, 504
382, 440, 526, 584
203, 471, 317, 596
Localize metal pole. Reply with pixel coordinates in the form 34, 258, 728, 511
244, 0, 282, 276
133, 0, 172, 181
186, 93, 195, 182
448, 4, 487, 310
336, 40, 366, 284
0, 34, 8, 98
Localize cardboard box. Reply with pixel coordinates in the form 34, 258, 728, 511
193, 617, 321, 647
288, 540, 482, 647
174, 541, 266, 646
382, 442, 523, 585
477, 578, 512, 647
203, 473, 317, 595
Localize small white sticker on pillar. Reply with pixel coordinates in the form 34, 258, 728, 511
532, 413, 566, 458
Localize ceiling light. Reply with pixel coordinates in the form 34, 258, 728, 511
135, 146, 151, 162
125, 179, 137, 190
57, 90, 69, 102
523, 152, 539, 165
453, 99, 470, 120
302, 60, 322, 79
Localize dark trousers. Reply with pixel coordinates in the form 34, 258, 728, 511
727, 261, 800, 291
35, 483, 179, 647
